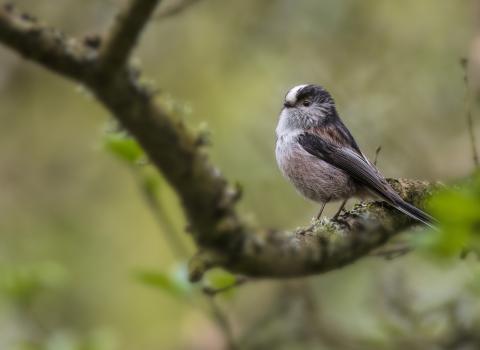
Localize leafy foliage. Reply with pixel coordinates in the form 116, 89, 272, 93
135, 264, 193, 300
202, 268, 237, 292
0, 262, 68, 305
413, 174, 480, 257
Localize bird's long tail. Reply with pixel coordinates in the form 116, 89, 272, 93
389, 195, 437, 229
367, 187, 437, 229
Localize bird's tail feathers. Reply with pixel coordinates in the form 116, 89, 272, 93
393, 200, 436, 229
368, 188, 437, 229
388, 195, 437, 229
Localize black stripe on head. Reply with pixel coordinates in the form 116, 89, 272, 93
296, 84, 334, 105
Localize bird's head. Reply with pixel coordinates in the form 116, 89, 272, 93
278, 84, 337, 133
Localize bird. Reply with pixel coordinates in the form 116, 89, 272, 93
275, 83, 436, 228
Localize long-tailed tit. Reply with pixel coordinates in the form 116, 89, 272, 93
275, 84, 435, 227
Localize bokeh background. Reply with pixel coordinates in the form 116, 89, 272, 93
0, 0, 479, 349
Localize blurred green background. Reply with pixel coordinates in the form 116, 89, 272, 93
0, 0, 479, 349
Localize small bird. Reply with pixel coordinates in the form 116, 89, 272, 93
275, 84, 435, 227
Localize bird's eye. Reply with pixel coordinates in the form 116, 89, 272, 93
302, 100, 312, 107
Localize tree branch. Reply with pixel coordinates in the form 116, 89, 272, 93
0, 2, 241, 244
0, 4, 94, 81
189, 178, 437, 279
99, 0, 161, 75
0, 3, 438, 280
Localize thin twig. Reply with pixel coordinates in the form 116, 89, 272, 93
131, 167, 240, 349
129, 165, 239, 348
207, 297, 238, 350
237, 288, 289, 348
99, 0, 161, 74
300, 282, 362, 350
467, 109, 479, 168
132, 170, 189, 258
155, 0, 202, 19
370, 243, 412, 260
202, 276, 248, 296
461, 58, 479, 168
373, 145, 382, 166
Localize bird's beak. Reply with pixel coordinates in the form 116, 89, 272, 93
283, 101, 293, 108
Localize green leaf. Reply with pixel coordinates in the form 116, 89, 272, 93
103, 133, 145, 164
135, 266, 192, 300
203, 268, 237, 291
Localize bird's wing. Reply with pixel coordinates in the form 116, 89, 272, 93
297, 131, 392, 200
297, 131, 436, 227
